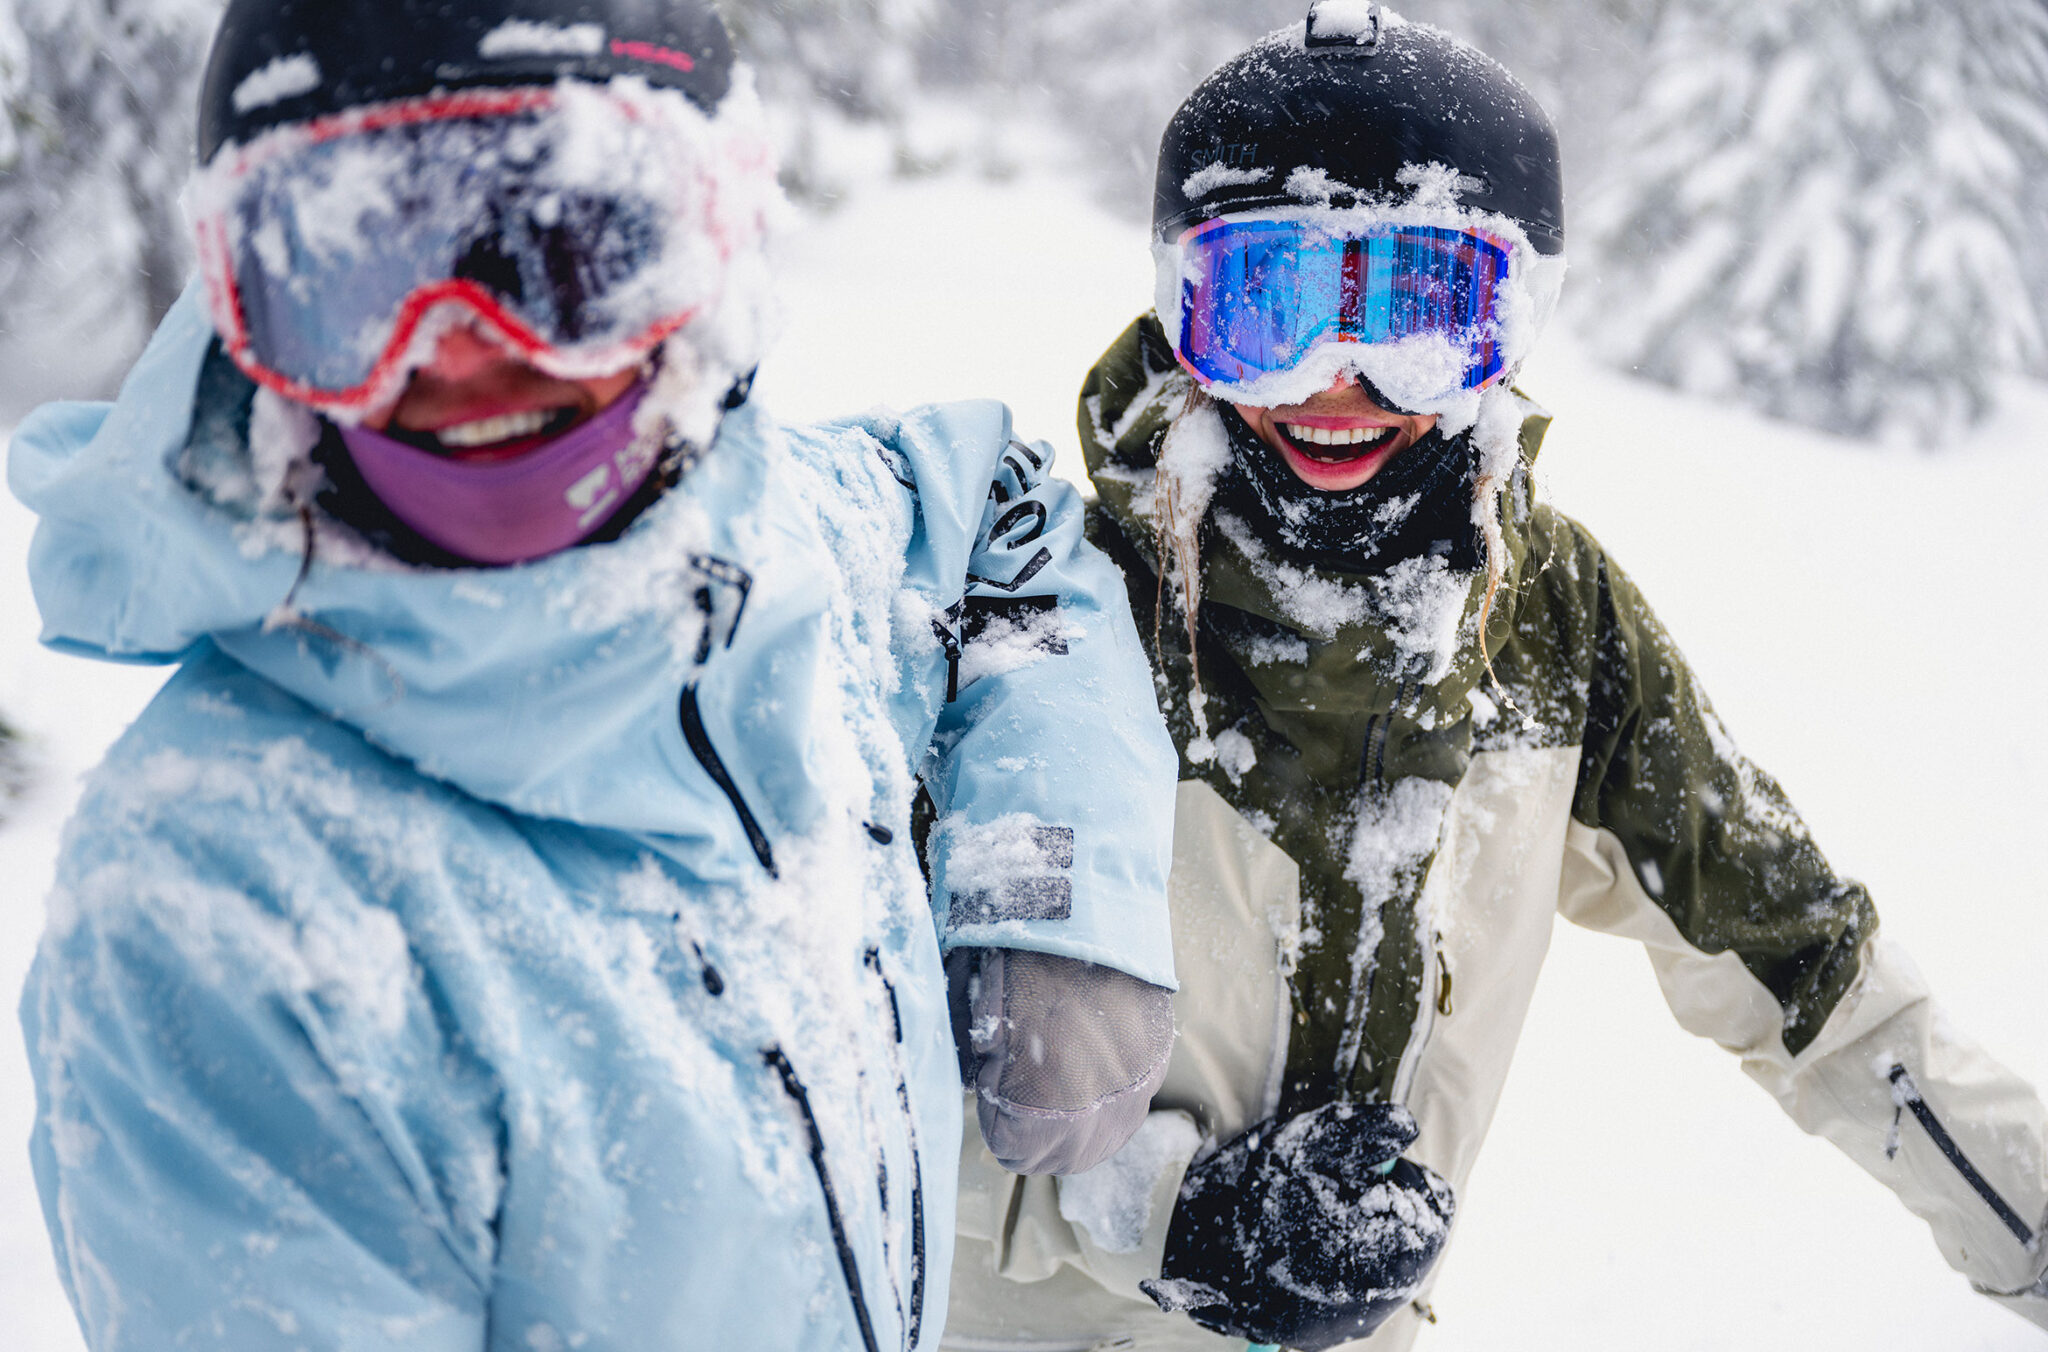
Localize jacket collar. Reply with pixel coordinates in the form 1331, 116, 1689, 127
12, 288, 883, 853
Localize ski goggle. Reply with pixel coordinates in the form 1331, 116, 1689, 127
1170, 216, 1513, 397
193, 85, 767, 417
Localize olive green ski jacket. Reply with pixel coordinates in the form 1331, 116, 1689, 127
941, 316, 2048, 1352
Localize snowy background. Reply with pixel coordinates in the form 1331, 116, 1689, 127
6, 163, 2048, 1352
8, 0, 2048, 441
4, 1, 2048, 1348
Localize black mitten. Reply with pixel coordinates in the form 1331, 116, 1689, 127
1141, 1101, 1453, 1351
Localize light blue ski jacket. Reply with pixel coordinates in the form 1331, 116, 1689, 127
13, 289, 1178, 1352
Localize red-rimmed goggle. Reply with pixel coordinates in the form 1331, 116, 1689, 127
1172, 216, 1513, 395
193, 85, 748, 417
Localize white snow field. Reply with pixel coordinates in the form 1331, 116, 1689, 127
4, 169, 2047, 1351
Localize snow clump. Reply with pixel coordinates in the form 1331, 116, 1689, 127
936, 813, 1070, 898
1306, 0, 1383, 42
479, 20, 606, 59
1284, 167, 1353, 207
1371, 554, 1471, 685
956, 607, 1080, 689
231, 54, 321, 115
1213, 728, 1259, 785
1183, 163, 1273, 201
1058, 1111, 1204, 1254
1333, 777, 1455, 1081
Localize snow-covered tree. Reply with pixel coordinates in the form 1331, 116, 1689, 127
0, 711, 26, 817
728, 0, 1303, 213
725, 0, 936, 203
962, 0, 1300, 215
1400, 0, 1654, 192
0, 0, 223, 415
1577, 0, 2048, 442
2, 1, 30, 172
6, 0, 2046, 446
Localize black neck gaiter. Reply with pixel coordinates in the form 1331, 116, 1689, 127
1210, 405, 1483, 576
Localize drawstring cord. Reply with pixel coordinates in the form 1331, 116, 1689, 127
262, 504, 406, 707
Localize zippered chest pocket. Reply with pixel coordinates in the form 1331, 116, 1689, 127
676, 553, 778, 877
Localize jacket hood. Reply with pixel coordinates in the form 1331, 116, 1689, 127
10, 288, 885, 864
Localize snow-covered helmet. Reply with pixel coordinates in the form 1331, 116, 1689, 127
197, 0, 737, 163
189, 0, 777, 424
186, 0, 781, 566
1152, 2, 1565, 417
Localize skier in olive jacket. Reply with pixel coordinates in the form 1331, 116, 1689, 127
942, 7, 2048, 1351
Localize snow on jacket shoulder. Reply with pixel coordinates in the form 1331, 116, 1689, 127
12, 286, 1177, 1352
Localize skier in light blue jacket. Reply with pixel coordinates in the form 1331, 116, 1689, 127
12, 3, 1180, 1350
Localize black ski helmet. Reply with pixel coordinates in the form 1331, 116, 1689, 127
197, 0, 736, 163
1154, 3, 1563, 254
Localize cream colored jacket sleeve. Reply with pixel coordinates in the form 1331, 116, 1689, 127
1560, 818, 2048, 1327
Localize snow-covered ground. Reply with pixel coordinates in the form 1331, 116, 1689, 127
4, 168, 2046, 1350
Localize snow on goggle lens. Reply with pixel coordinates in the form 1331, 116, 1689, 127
1176, 218, 1512, 393
195, 89, 711, 414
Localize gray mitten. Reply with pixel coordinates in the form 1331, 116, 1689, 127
949, 947, 1175, 1176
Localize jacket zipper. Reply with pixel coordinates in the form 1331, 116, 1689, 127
867, 948, 927, 1347
1335, 715, 1392, 1088
767, 1046, 883, 1352
1361, 714, 1390, 784
1887, 1064, 2037, 1249
1361, 694, 1453, 1108
679, 686, 778, 878
679, 558, 776, 878
1390, 923, 1444, 1105
930, 615, 962, 703
682, 559, 914, 1339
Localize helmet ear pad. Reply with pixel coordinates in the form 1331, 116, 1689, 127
1152, 14, 1563, 258
198, 0, 737, 163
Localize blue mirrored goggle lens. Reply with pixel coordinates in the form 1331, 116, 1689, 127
227, 115, 674, 394
1178, 220, 1511, 392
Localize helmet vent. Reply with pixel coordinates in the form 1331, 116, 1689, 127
1305, 1, 1382, 56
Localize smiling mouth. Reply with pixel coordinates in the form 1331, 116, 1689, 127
405, 406, 582, 461
1277, 421, 1396, 463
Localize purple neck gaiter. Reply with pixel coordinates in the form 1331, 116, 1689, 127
337, 382, 663, 566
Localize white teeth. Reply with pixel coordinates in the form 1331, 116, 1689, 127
1282, 423, 1390, 449
435, 409, 553, 448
